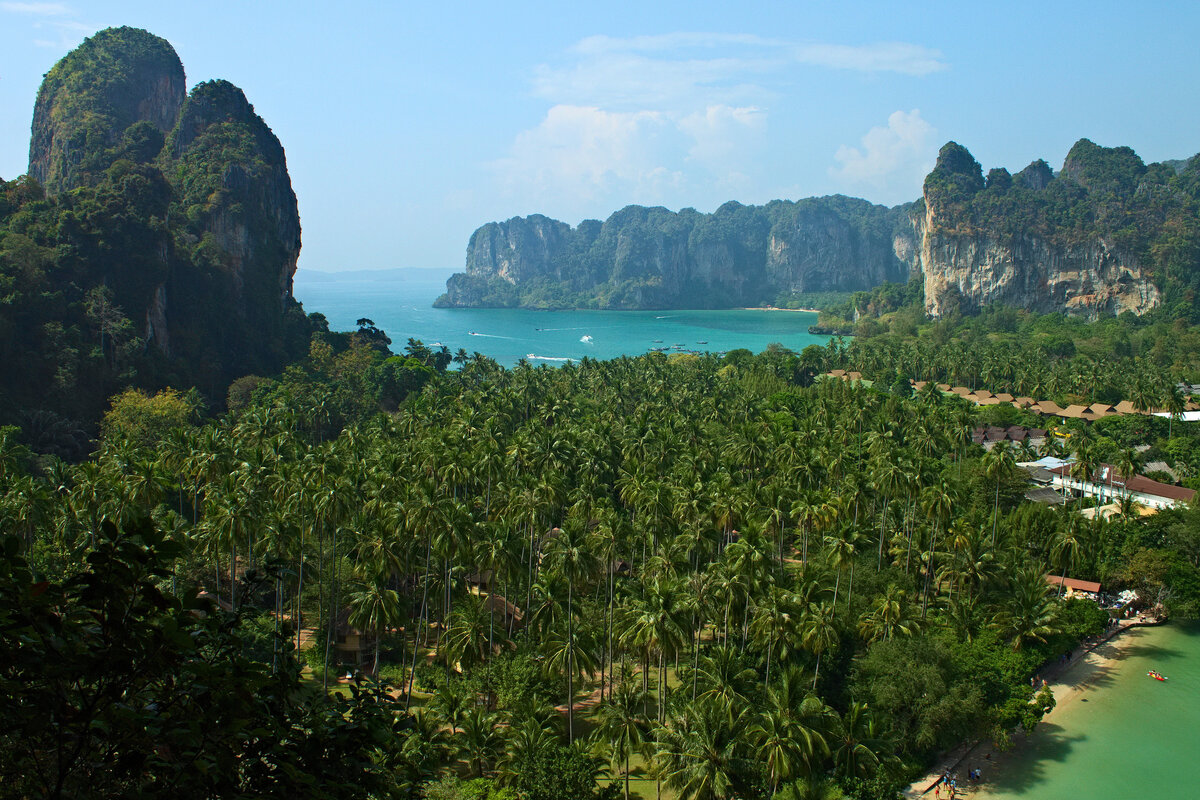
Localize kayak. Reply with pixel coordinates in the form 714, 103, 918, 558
1148, 672, 1168, 681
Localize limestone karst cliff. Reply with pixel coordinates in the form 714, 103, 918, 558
914, 142, 1163, 319
28, 26, 186, 195
443, 139, 1200, 319
437, 198, 914, 309
1, 27, 312, 439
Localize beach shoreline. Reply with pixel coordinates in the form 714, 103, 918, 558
903, 615, 1162, 798
743, 306, 821, 313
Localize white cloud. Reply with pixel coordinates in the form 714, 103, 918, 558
790, 42, 946, 76
533, 33, 945, 111
678, 104, 765, 169
1, 2, 70, 14
494, 35, 945, 218
832, 109, 937, 202
491, 105, 683, 211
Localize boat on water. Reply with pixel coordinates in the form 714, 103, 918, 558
1148, 670, 1169, 681
581, 335, 593, 343
697, 340, 708, 344
653, 339, 663, 343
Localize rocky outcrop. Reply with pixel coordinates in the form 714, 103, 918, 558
914, 141, 1162, 319
29, 27, 186, 194
22, 27, 309, 392
913, 207, 1160, 318
447, 138, 1192, 318
163, 79, 302, 311
439, 198, 912, 309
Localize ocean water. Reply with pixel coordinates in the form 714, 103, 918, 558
980, 623, 1200, 799
293, 269, 832, 367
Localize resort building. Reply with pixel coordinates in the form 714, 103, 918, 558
1043, 463, 1195, 510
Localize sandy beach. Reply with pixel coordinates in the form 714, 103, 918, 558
743, 306, 821, 313
903, 617, 1160, 798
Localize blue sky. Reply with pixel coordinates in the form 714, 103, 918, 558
1, 1, 1196, 272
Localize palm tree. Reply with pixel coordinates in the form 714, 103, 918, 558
857, 586, 921, 644
981, 443, 1014, 546
653, 699, 750, 800
346, 580, 404, 674
457, 707, 502, 777
830, 702, 890, 780
621, 577, 688, 723
801, 600, 838, 691
692, 645, 758, 717
751, 706, 805, 797
544, 518, 601, 742
992, 566, 1061, 651
591, 682, 650, 800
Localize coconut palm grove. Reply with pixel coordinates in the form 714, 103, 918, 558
4, 333, 1199, 799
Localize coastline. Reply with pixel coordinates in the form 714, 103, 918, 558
743, 306, 821, 313
903, 616, 1162, 798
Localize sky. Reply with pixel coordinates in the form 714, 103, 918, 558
1, 1, 1197, 272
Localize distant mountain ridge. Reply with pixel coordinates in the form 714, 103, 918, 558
440, 140, 1200, 320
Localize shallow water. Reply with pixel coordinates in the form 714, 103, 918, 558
293, 270, 832, 366
981, 622, 1200, 799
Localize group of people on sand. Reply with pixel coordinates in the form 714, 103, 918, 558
933, 768, 984, 797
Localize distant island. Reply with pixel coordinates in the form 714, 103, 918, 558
438, 140, 1200, 321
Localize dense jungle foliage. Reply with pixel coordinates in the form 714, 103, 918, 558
0, 171, 315, 459
4, 342, 1197, 799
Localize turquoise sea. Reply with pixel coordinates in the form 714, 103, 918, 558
293, 268, 833, 367
981, 623, 1200, 799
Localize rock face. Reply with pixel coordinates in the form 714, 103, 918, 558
29, 27, 186, 194
23, 27, 308, 392
446, 139, 1195, 318
439, 198, 913, 309
913, 141, 1161, 319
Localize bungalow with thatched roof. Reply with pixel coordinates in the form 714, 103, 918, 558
993, 392, 1015, 403
1113, 400, 1140, 415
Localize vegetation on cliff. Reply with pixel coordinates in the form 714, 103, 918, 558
436, 197, 912, 310
28, 26, 186, 194
922, 140, 1200, 320
0, 28, 313, 456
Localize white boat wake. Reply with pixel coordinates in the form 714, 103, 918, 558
525, 354, 573, 362
580, 335, 593, 343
